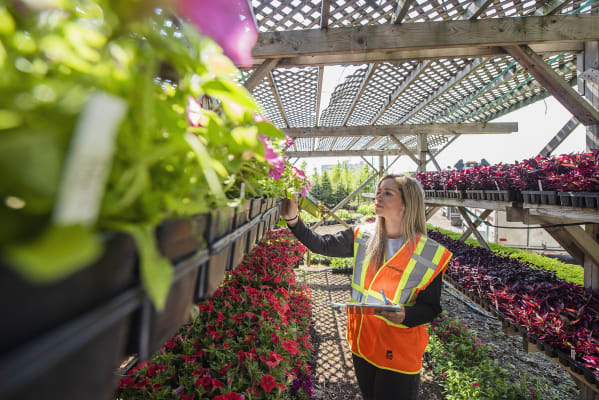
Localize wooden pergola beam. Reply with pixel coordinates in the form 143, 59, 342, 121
342, 63, 377, 126
252, 15, 598, 61
251, 42, 584, 67
393, 0, 416, 24
284, 149, 405, 157
268, 73, 290, 128
398, 57, 490, 124
389, 135, 419, 164
243, 58, 280, 91
372, 60, 432, 124
504, 45, 599, 125
463, 0, 495, 19
315, 65, 324, 126
284, 122, 518, 138
539, 116, 580, 156
320, 0, 331, 30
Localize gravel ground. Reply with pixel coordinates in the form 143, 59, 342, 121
296, 264, 581, 400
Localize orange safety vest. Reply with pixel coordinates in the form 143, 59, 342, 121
347, 228, 452, 374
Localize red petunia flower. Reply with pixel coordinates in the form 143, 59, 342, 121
260, 375, 276, 393
118, 377, 134, 389
281, 340, 299, 355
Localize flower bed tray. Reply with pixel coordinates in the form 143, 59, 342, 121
465, 190, 485, 200
484, 190, 518, 202
0, 233, 136, 355
521, 190, 558, 205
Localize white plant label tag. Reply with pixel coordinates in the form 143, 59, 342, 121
571, 348, 576, 360
53, 92, 127, 226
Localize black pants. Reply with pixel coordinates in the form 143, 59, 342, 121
352, 354, 420, 400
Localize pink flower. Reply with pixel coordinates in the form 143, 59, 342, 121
259, 135, 285, 180
178, 0, 258, 67
301, 180, 312, 198
291, 166, 306, 180
186, 96, 204, 127
285, 135, 294, 148
472, 382, 479, 387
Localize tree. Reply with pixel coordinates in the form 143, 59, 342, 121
320, 170, 333, 206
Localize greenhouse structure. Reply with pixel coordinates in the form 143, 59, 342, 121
1, 0, 599, 399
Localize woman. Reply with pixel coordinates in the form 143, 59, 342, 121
281, 175, 452, 400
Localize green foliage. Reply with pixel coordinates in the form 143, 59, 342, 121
357, 204, 375, 216
427, 225, 584, 286
0, 1, 289, 309
330, 257, 352, 270
428, 312, 546, 399
334, 209, 351, 220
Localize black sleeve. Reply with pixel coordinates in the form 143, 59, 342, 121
288, 218, 354, 258
402, 273, 443, 327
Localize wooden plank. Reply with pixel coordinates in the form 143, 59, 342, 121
320, 0, 331, 30
389, 135, 419, 164
268, 73, 290, 128
243, 58, 280, 91
584, 224, 599, 294
284, 149, 405, 157
425, 206, 441, 220
458, 207, 491, 250
284, 122, 518, 138
504, 45, 599, 125
249, 42, 584, 68
533, 0, 573, 16
316, 65, 324, 126
538, 116, 580, 156
563, 225, 599, 272
524, 203, 599, 223
393, 0, 416, 24
252, 15, 599, 59
249, 42, 584, 67
583, 42, 599, 150
360, 156, 377, 172
372, 60, 432, 124
417, 134, 427, 172
398, 58, 490, 124
425, 197, 512, 211
542, 225, 586, 265
342, 63, 377, 126
427, 150, 442, 171
463, 0, 495, 20
459, 209, 493, 242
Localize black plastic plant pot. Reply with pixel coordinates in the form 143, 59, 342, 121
0, 288, 138, 400
581, 192, 599, 208
132, 250, 208, 360
249, 198, 263, 220
156, 214, 209, 263
0, 233, 137, 356
558, 192, 573, 207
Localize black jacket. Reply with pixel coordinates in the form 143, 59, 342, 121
289, 218, 443, 327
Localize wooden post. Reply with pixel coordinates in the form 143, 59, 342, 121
581, 42, 599, 296
417, 134, 427, 173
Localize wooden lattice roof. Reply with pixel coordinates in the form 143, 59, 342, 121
241, 0, 599, 159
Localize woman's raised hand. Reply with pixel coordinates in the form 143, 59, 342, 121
281, 197, 299, 226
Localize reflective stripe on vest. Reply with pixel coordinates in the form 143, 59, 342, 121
347, 228, 452, 374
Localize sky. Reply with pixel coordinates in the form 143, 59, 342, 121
297, 66, 587, 177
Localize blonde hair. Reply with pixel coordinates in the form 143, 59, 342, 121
366, 175, 427, 271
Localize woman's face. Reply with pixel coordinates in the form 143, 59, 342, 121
374, 178, 405, 220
